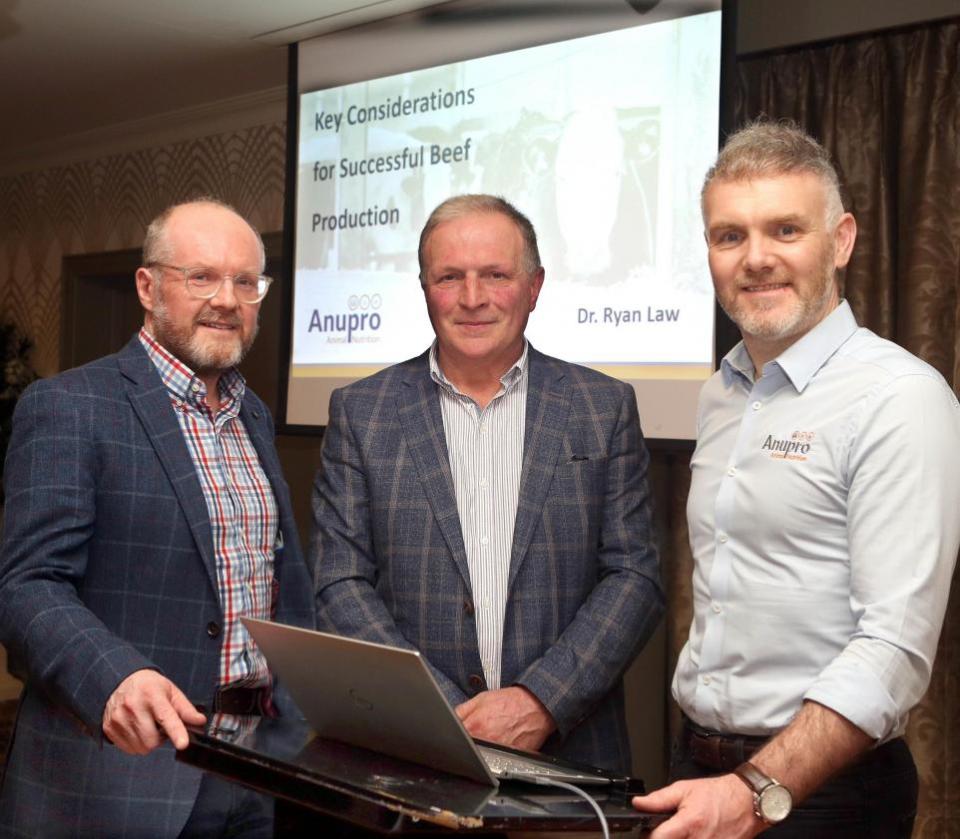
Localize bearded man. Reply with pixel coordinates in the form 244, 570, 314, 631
634, 122, 960, 838
0, 199, 313, 838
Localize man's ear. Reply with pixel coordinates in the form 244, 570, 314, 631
833, 212, 857, 270
528, 267, 545, 312
135, 267, 158, 313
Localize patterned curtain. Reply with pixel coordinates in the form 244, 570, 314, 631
658, 17, 960, 837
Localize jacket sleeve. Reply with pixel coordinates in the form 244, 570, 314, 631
311, 386, 468, 707
0, 381, 156, 735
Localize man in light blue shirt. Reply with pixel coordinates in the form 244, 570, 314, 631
634, 122, 960, 837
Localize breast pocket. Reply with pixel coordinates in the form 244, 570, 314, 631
551, 454, 609, 511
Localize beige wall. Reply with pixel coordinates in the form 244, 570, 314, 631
0, 122, 287, 376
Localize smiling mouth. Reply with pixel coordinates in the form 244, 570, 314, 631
742, 282, 789, 293
198, 321, 240, 331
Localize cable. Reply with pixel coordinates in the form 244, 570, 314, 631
503, 775, 610, 839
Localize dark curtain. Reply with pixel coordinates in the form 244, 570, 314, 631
656, 16, 960, 837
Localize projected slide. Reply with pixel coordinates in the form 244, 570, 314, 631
292, 11, 720, 372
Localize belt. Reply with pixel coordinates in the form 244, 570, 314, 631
212, 685, 274, 716
684, 718, 770, 772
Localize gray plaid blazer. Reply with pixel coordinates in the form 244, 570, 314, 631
0, 336, 314, 838
313, 346, 664, 772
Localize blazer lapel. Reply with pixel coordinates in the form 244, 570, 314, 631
396, 356, 471, 588
117, 338, 220, 599
508, 349, 570, 590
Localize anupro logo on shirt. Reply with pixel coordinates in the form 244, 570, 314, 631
761, 431, 815, 462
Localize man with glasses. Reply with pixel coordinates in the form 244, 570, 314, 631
0, 198, 313, 837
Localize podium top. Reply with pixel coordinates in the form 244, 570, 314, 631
179, 717, 660, 833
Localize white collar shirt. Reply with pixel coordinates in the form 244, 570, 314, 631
429, 340, 529, 691
674, 300, 960, 741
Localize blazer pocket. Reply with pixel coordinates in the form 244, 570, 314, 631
561, 454, 609, 467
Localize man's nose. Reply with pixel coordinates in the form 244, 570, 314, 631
210, 276, 240, 308
460, 275, 488, 308
743, 235, 776, 273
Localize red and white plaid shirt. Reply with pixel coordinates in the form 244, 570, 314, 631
139, 329, 278, 691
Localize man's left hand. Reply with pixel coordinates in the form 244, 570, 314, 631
455, 686, 556, 752
632, 774, 762, 839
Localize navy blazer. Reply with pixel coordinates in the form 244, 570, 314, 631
0, 336, 314, 838
313, 347, 664, 772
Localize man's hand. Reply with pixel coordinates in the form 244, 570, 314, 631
455, 686, 556, 752
102, 669, 206, 755
632, 774, 762, 839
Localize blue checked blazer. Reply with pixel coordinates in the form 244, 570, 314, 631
313, 346, 664, 772
0, 336, 314, 838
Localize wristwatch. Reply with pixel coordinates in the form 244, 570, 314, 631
733, 761, 793, 824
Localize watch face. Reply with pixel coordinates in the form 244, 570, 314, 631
759, 785, 793, 822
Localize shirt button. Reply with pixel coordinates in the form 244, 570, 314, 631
479, 479, 488, 489
702, 675, 711, 685
727, 467, 736, 477
479, 536, 489, 546
752, 401, 762, 411
192, 383, 201, 393
718, 533, 728, 543
712, 603, 722, 614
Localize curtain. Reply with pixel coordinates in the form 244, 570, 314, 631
658, 17, 960, 836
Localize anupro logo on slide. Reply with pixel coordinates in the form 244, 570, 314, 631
306, 294, 383, 344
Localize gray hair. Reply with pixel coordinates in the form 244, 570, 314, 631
418, 194, 541, 283
702, 120, 846, 227
142, 196, 266, 271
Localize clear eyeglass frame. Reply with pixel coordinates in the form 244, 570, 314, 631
148, 262, 272, 304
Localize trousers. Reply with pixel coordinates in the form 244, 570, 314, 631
672, 725, 918, 838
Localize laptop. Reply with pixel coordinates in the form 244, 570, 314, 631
242, 618, 633, 788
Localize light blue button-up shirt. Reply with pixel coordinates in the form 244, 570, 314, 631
674, 300, 960, 741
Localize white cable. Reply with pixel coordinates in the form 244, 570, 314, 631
508, 775, 611, 839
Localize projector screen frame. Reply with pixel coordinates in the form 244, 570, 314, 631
276, 0, 740, 450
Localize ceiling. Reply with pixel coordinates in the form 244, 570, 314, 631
3, 0, 955, 174
0, 0, 445, 164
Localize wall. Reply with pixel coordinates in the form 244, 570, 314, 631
0, 122, 286, 376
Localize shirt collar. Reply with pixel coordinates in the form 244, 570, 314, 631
720, 300, 859, 393
138, 327, 245, 414
428, 339, 529, 397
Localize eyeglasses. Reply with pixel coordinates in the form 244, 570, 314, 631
148, 263, 273, 304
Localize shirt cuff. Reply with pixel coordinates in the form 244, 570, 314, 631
803, 658, 903, 742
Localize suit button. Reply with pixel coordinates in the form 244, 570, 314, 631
206, 621, 221, 638
463, 600, 475, 616
468, 674, 485, 690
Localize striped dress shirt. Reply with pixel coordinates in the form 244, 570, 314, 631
429, 340, 528, 690
139, 329, 278, 691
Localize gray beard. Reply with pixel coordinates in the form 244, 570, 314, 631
151, 296, 258, 375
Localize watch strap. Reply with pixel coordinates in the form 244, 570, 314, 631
734, 761, 792, 824
734, 761, 773, 794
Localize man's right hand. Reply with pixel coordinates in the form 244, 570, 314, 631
632, 774, 762, 839
102, 669, 206, 755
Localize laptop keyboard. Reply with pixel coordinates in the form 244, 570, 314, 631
477, 745, 609, 784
